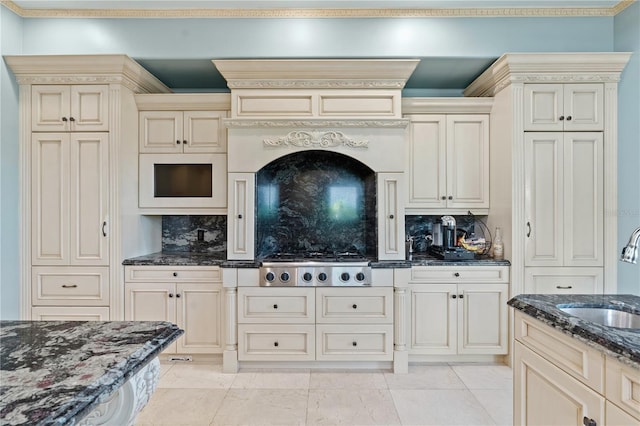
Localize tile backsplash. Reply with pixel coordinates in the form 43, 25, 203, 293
162, 215, 227, 255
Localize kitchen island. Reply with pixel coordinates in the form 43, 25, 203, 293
509, 294, 640, 425
0, 320, 183, 426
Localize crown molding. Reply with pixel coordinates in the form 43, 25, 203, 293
224, 119, 410, 129
402, 97, 494, 114
135, 93, 231, 110
214, 59, 419, 90
4, 54, 170, 94
1, 1, 634, 18
463, 52, 633, 97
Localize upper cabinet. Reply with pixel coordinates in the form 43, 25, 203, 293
139, 110, 227, 154
32, 85, 109, 132
403, 98, 493, 215
524, 83, 604, 132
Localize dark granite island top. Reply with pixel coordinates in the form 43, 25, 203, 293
0, 320, 183, 426
508, 294, 640, 369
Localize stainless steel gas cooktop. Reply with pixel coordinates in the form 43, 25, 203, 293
259, 253, 372, 286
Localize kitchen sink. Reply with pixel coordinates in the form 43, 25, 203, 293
558, 306, 640, 329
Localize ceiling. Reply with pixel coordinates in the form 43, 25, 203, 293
5, 1, 630, 93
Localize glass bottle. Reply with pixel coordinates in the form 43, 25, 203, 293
493, 227, 504, 260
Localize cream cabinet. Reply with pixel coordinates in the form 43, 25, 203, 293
31, 306, 110, 321
377, 173, 405, 260
124, 266, 223, 355
31, 133, 109, 266
409, 266, 509, 356
405, 114, 489, 213
524, 267, 604, 294
227, 173, 256, 260
524, 83, 604, 132
31, 84, 109, 132
513, 311, 640, 425
524, 132, 604, 268
139, 110, 227, 153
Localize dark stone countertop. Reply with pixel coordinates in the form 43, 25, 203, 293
408, 253, 511, 267
508, 294, 640, 369
122, 252, 225, 266
0, 320, 183, 426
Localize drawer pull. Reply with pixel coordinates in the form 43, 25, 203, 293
352, 341, 357, 347
352, 304, 357, 309
273, 304, 278, 309
61, 284, 78, 288
274, 341, 279, 347
556, 285, 573, 289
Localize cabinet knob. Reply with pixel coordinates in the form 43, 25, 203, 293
274, 341, 279, 347
452, 294, 457, 299
168, 293, 173, 298
238, 214, 243, 219
582, 417, 597, 426
352, 304, 358, 309
559, 115, 565, 121
566, 116, 572, 121
183, 140, 187, 144
176, 140, 181, 144
61, 284, 78, 288
61, 117, 68, 122
69, 117, 75, 122
441, 196, 446, 200
273, 304, 278, 309
459, 294, 464, 299
352, 341, 357, 347
173, 272, 178, 277
454, 272, 460, 277
448, 196, 453, 200
389, 214, 394, 219
176, 293, 181, 298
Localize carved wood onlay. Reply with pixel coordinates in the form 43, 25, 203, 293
227, 80, 407, 89
264, 130, 368, 149
224, 119, 410, 129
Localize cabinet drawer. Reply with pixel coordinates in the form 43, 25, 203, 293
31, 306, 110, 321
411, 266, 509, 283
316, 287, 393, 324
316, 324, 393, 361
606, 357, 640, 421
124, 266, 222, 283
238, 288, 315, 323
524, 268, 603, 294
32, 267, 109, 306
515, 311, 604, 392
238, 324, 315, 361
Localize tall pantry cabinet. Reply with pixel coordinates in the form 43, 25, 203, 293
6, 55, 170, 320
464, 53, 631, 297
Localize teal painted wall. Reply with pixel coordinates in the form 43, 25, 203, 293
615, 1, 640, 295
0, 7, 23, 319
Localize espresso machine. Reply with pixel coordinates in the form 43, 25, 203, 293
429, 215, 475, 260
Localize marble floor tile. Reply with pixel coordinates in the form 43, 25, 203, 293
158, 362, 237, 389
384, 365, 466, 390
391, 389, 496, 425
470, 389, 513, 426
451, 364, 513, 390
212, 389, 308, 425
158, 362, 174, 379
306, 389, 401, 425
231, 371, 311, 389
135, 388, 227, 426
309, 371, 388, 389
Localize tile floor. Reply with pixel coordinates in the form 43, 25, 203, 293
136, 362, 513, 426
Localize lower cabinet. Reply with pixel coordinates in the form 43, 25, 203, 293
524, 267, 604, 294
237, 287, 393, 362
514, 311, 640, 425
409, 266, 509, 356
124, 266, 223, 355
31, 306, 110, 321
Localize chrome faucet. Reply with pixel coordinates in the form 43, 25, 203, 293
620, 226, 640, 264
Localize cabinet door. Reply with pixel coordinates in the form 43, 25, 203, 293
563, 133, 603, 267
69, 85, 109, 132
525, 133, 564, 267
409, 284, 456, 355
377, 172, 405, 260
514, 341, 604, 426
183, 111, 227, 153
405, 115, 446, 209
227, 173, 255, 260
446, 115, 490, 209
176, 283, 223, 354
125, 282, 177, 353
139, 111, 183, 153
606, 401, 639, 426
563, 84, 604, 131
32, 133, 69, 264
69, 133, 109, 265
31, 86, 71, 132
524, 84, 564, 131
458, 283, 508, 354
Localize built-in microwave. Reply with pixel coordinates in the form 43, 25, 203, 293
139, 153, 227, 209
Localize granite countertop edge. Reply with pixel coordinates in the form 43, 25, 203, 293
508, 294, 640, 370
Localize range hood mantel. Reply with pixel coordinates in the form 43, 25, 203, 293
212, 59, 420, 89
